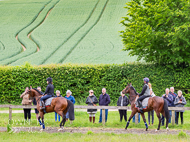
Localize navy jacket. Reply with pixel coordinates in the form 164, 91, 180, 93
44, 83, 54, 96
162, 94, 173, 107
99, 93, 110, 106
170, 92, 177, 107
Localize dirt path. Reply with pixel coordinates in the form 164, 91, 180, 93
0, 127, 189, 135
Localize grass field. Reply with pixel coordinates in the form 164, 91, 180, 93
0, 0, 139, 66
0, 132, 189, 142
1, 110, 190, 130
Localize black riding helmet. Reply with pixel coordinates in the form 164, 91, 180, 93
46, 77, 53, 83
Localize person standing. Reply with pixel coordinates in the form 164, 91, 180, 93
55, 90, 62, 122
117, 91, 129, 122
148, 83, 155, 125
170, 87, 177, 124
65, 90, 75, 122
161, 88, 173, 125
174, 90, 186, 125
40, 77, 54, 110
99, 88, 110, 123
20, 87, 32, 122
86, 90, 98, 123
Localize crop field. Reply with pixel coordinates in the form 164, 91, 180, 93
0, 0, 139, 66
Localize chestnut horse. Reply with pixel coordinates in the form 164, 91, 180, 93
122, 83, 169, 131
28, 88, 74, 131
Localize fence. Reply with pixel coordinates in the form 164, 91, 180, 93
0, 105, 189, 125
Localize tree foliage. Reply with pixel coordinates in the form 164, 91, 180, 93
120, 0, 190, 67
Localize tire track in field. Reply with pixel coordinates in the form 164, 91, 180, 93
60, 0, 110, 63
0, 41, 5, 50
27, 8, 53, 52
0, 0, 53, 64
15, 0, 52, 53
41, 0, 101, 64
10, 0, 60, 65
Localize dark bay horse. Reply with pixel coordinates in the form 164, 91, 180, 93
28, 88, 74, 131
122, 83, 170, 131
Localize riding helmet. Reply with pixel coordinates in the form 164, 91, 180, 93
46, 77, 53, 83
143, 77, 149, 83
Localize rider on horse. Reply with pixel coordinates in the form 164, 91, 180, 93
40, 77, 54, 110
137, 77, 151, 113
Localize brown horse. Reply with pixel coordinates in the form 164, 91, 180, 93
28, 88, 74, 131
122, 83, 169, 131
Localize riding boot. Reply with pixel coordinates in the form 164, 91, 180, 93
40, 101, 45, 110
89, 116, 92, 122
138, 101, 144, 113
93, 117, 95, 123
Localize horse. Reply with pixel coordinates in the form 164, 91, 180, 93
122, 83, 170, 131
27, 88, 74, 131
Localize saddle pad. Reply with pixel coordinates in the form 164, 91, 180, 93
135, 97, 150, 108
45, 97, 55, 106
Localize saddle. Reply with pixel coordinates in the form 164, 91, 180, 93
40, 97, 55, 107
135, 97, 150, 110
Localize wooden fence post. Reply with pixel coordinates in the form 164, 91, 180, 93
135, 113, 138, 124
172, 110, 175, 125
9, 107, 12, 124
102, 109, 105, 125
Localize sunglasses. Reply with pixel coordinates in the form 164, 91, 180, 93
90, 92, 94, 93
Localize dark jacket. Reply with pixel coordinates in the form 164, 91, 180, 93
117, 96, 129, 107
86, 95, 98, 112
174, 95, 186, 112
44, 83, 54, 96
162, 94, 173, 107
99, 93, 110, 106
170, 92, 177, 107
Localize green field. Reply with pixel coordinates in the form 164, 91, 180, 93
0, 0, 139, 66
1, 110, 190, 130
0, 132, 189, 142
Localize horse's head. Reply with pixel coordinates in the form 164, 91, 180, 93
122, 83, 132, 94
28, 89, 35, 100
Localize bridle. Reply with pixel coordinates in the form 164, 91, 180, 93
125, 85, 137, 104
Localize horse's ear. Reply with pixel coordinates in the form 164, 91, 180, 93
127, 83, 129, 85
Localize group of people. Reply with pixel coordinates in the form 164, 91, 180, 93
20, 77, 187, 126
162, 87, 186, 125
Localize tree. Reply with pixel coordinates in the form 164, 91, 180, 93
120, 0, 190, 67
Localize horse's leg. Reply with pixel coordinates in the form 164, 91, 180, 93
57, 111, 66, 131
155, 110, 161, 131
39, 112, 45, 131
140, 113, 148, 131
38, 116, 42, 126
125, 109, 137, 130
161, 111, 169, 130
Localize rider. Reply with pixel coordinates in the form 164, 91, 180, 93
137, 77, 151, 113
40, 77, 54, 110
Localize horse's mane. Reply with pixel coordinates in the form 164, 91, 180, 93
130, 85, 138, 95
32, 88, 43, 95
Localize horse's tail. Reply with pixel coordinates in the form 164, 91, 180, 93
66, 100, 75, 120
163, 99, 170, 120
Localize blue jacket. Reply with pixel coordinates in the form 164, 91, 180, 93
169, 92, 177, 107
162, 94, 173, 107
99, 93, 110, 106
65, 95, 75, 104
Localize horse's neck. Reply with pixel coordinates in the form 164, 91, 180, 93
129, 90, 137, 103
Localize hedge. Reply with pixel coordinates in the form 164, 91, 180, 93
0, 62, 190, 104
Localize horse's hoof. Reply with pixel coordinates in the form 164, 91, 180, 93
125, 128, 127, 130
155, 129, 158, 132
40, 129, 43, 132
58, 127, 64, 131
146, 128, 148, 131
166, 127, 169, 131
